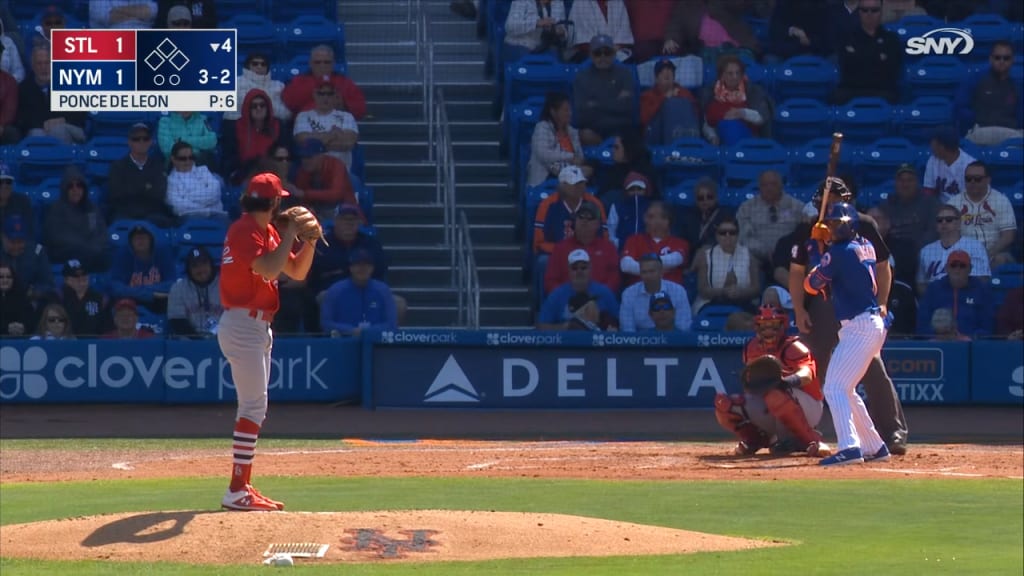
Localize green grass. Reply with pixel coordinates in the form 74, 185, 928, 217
0, 438, 350, 451
1, 476, 1021, 575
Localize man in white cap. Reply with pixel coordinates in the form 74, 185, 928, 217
537, 248, 619, 330
533, 165, 605, 256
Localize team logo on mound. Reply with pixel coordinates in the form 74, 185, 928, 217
340, 529, 440, 558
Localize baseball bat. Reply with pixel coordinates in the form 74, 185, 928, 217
817, 132, 844, 224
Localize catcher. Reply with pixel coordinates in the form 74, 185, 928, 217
713, 305, 832, 457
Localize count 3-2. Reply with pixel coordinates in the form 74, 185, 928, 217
198, 68, 231, 85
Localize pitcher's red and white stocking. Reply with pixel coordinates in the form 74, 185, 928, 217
230, 417, 260, 491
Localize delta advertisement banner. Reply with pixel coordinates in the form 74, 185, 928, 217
969, 340, 1024, 404
0, 338, 361, 404
367, 331, 973, 409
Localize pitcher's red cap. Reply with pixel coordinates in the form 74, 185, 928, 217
247, 172, 289, 198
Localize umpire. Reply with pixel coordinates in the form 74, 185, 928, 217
788, 178, 909, 455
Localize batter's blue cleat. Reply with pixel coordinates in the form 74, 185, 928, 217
819, 447, 864, 466
863, 445, 891, 462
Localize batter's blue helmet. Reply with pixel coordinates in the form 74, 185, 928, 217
824, 202, 859, 241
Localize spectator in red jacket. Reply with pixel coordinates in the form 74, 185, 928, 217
0, 65, 18, 144
292, 139, 357, 221
545, 202, 621, 295
700, 54, 772, 146
640, 58, 701, 146
620, 200, 690, 287
625, 0, 677, 63
282, 45, 367, 120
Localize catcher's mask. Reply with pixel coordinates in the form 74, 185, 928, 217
754, 305, 786, 347
812, 177, 854, 211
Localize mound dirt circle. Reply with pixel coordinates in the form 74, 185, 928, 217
0, 510, 781, 565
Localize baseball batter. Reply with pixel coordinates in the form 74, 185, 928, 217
217, 173, 320, 511
804, 203, 891, 466
714, 305, 832, 458
789, 178, 908, 454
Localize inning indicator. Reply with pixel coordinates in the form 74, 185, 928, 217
51, 29, 237, 112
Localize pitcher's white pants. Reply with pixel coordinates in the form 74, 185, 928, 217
824, 312, 887, 454
217, 308, 272, 425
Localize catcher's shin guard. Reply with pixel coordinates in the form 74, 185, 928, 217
714, 393, 770, 454
763, 389, 822, 450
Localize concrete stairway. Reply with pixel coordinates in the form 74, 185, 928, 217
341, 0, 532, 327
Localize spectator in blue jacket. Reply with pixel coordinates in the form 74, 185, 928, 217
310, 203, 382, 297
537, 248, 619, 329
1, 214, 54, 307
955, 41, 1023, 146
320, 249, 397, 337
109, 223, 175, 313
916, 250, 994, 338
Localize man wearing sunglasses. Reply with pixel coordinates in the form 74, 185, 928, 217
156, 0, 217, 30
107, 123, 177, 227
947, 160, 1018, 268
282, 45, 367, 121
916, 204, 991, 295
832, 0, 902, 105
572, 34, 637, 146
957, 41, 1023, 146
916, 250, 994, 339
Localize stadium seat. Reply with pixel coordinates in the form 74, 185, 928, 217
651, 137, 722, 189
722, 138, 789, 189
905, 56, 967, 101
832, 97, 893, 145
773, 98, 833, 145
788, 137, 859, 188
990, 263, 1024, 309
855, 138, 923, 187
22, 177, 63, 207
663, 180, 700, 207
694, 304, 744, 332
222, 186, 243, 220
280, 54, 348, 81
895, 96, 953, 145
720, 182, 759, 207
982, 145, 1024, 190
14, 136, 81, 185
1007, 181, 1024, 208
136, 305, 167, 335
961, 14, 1013, 61
787, 184, 817, 204
225, 15, 279, 62
350, 173, 375, 223
279, 15, 346, 64
88, 111, 158, 139
108, 220, 173, 250
505, 96, 544, 187
771, 55, 836, 102
858, 183, 892, 208
583, 137, 617, 165
82, 136, 128, 183
350, 143, 366, 183
216, 0, 267, 19
504, 53, 575, 109
271, 0, 337, 20
174, 218, 228, 263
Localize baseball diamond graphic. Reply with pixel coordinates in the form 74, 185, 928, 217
340, 529, 440, 558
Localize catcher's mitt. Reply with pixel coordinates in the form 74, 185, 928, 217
741, 354, 784, 395
276, 206, 328, 246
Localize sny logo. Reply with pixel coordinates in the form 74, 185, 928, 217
905, 28, 974, 55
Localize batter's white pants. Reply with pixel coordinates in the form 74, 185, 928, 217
824, 311, 887, 454
217, 308, 273, 425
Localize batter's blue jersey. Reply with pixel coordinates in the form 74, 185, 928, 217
807, 236, 881, 321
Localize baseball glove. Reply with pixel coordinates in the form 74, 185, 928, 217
741, 354, 784, 395
276, 206, 328, 246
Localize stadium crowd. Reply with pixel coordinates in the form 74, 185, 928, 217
0, 0, 1023, 343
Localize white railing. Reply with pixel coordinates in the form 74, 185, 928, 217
456, 211, 481, 328
434, 87, 455, 248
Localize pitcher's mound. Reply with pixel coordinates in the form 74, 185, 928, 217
0, 509, 783, 565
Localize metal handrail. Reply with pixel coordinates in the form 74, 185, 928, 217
458, 211, 481, 329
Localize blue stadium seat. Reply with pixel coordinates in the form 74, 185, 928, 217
1007, 181, 1024, 208
505, 96, 545, 187
583, 137, 617, 165
350, 173, 375, 224
222, 186, 243, 220
961, 14, 1013, 61
88, 111, 158, 139
958, 137, 985, 160
280, 54, 348, 80
1013, 22, 1024, 54
904, 56, 967, 101
895, 96, 952, 145
174, 219, 228, 263
108, 220, 173, 250
832, 97, 893, 145
636, 55, 703, 90
990, 263, 1024, 309
22, 177, 63, 207
350, 143, 366, 183
271, 0, 337, 20
787, 184, 817, 204
859, 183, 892, 208
82, 136, 128, 183
721, 182, 759, 207
855, 138, 923, 187
14, 136, 81, 185
771, 55, 836, 102
279, 15, 346, 64
982, 144, 1024, 190
694, 304, 744, 332
722, 138, 789, 189
651, 137, 722, 189
225, 15, 280, 62
136, 305, 167, 335
663, 180, 700, 207
216, 0, 268, 19
503, 53, 575, 108
788, 137, 859, 188
773, 98, 833, 145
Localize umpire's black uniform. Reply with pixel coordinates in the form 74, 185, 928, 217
789, 214, 909, 453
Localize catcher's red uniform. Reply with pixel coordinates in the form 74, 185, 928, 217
742, 335, 822, 401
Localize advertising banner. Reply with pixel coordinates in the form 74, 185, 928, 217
877, 341, 970, 405
969, 340, 1024, 404
0, 338, 361, 404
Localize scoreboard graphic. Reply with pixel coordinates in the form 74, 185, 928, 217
50, 29, 237, 112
